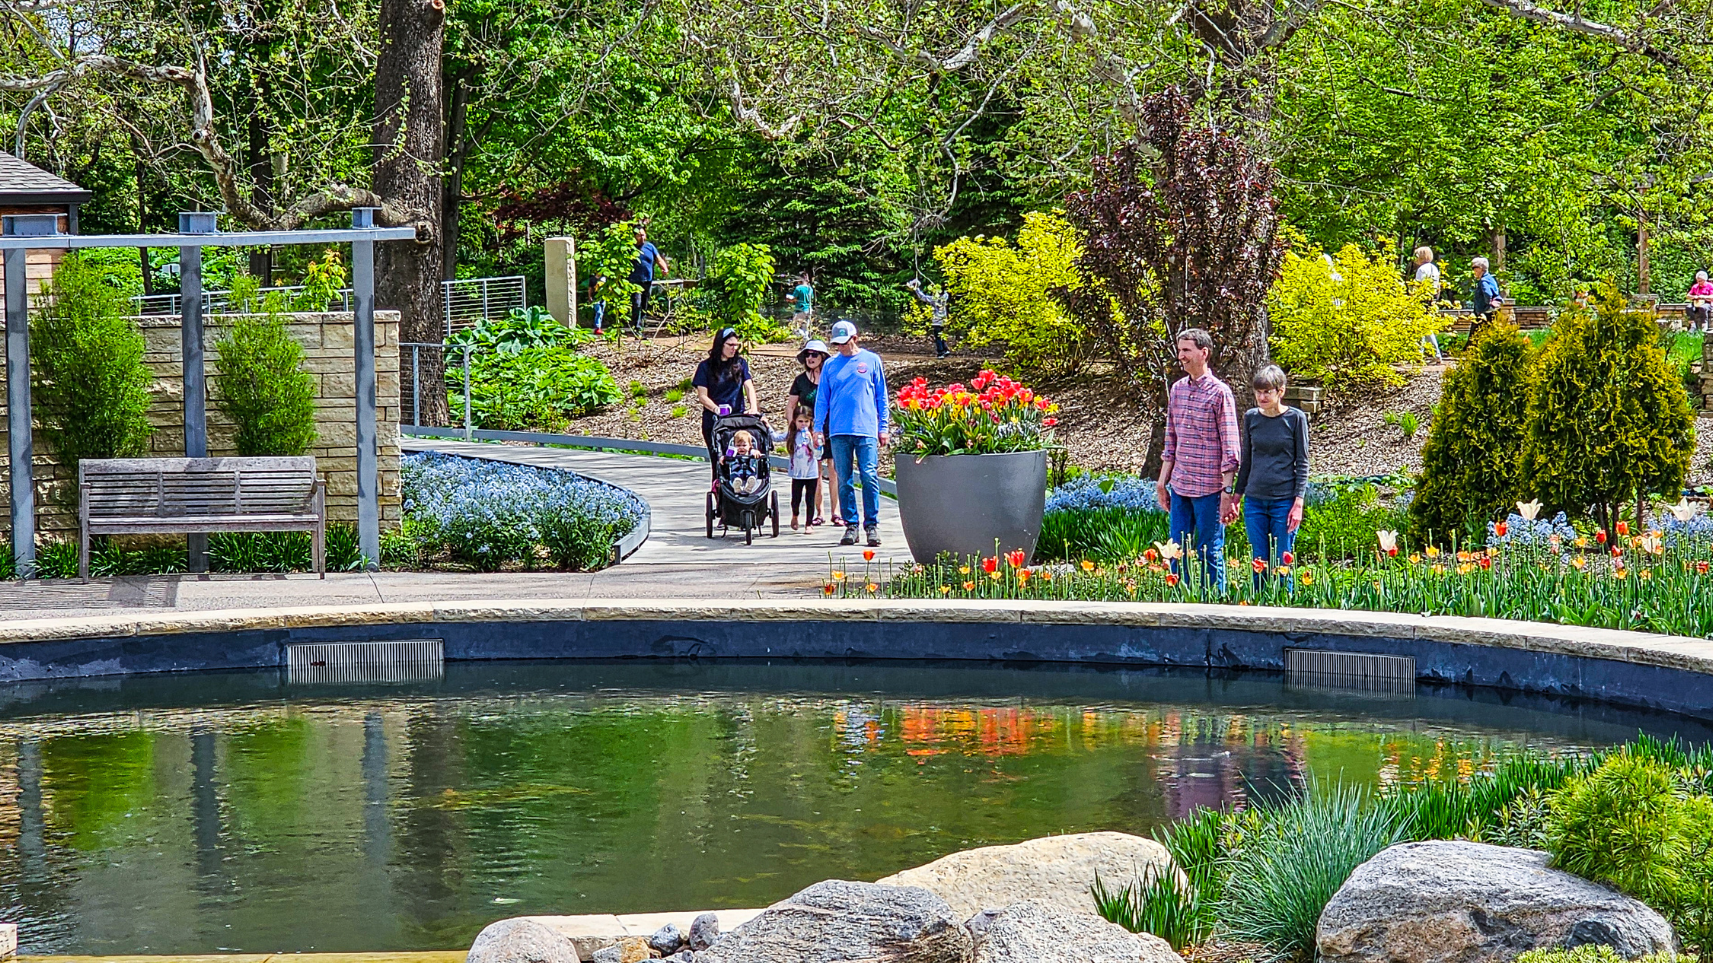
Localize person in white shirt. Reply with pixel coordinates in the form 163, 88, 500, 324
1412, 246, 1444, 361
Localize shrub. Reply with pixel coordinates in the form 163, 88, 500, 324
464, 347, 621, 431
1516, 947, 1677, 963
928, 211, 1088, 375
1268, 240, 1445, 393
1219, 785, 1408, 962
1410, 324, 1533, 546
1547, 751, 1692, 905
1524, 285, 1695, 539
707, 243, 788, 343
213, 311, 318, 456
30, 253, 155, 485
577, 220, 644, 325
447, 306, 588, 354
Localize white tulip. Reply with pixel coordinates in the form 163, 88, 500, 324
1670, 499, 1698, 523
1516, 500, 1542, 521
1154, 539, 1183, 561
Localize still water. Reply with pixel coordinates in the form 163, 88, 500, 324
0, 660, 1701, 955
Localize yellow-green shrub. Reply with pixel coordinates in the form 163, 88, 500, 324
925, 210, 1088, 375
1268, 241, 1444, 392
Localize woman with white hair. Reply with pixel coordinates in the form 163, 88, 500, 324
1470, 256, 1501, 333
1688, 270, 1713, 333
1413, 247, 1444, 360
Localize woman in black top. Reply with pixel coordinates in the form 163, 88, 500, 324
693, 328, 757, 480
1232, 364, 1310, 588
787, 339, 831, 525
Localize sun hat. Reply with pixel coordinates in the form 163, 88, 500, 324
829, 320, 858, 344
797, 339, 830, 362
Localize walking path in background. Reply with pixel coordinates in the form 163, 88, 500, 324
0, 440, 909, 621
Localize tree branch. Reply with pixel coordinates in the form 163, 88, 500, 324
1476, 0, 1681, 67
855, 2, 1030, 74
1044, 0, 1142, 124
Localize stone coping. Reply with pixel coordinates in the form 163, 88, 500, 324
2, 597, 1711, 679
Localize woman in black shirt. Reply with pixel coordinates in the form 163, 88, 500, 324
787, 340, 831, 525
1232, 364, 1310, 588
693, 328, 757, 480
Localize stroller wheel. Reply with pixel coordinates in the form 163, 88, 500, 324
744, 511, 754, 545
706, 492, 716, 539
771, 491, 780, 538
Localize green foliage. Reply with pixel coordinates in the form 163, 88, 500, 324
1268, 239, 1445, 393
447, 305, 588, 353
709, 242, 775, 324
1548, 751, 1695, 905
1523, 286, 1696, 536
1381, 411, 1419, 439
464, 347, 622, 431
577, 221, 644, 324
213, 311, 318, 456
538, 504, 619, 570
1036, 507, 1170, 563
31, 253, 155, 487
928, 211, 1089, 375
1296, 484, 1407, 561
1092, 868, 1206, 951
1220, 785, 1409, 962
294, 249, 347, 311
1515, 946, 1677, 963
208, 526, 364, 573
1411, 325, 1534, 545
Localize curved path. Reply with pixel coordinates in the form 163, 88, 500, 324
0, 440, 906, 621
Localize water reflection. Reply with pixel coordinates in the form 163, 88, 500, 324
0, 660, 1699, 955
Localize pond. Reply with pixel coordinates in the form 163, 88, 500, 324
0, 660, 1701, 955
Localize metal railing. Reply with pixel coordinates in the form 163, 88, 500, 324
444, 275, 526, 336
401, 342, 475, 441
132, 275, 527, 330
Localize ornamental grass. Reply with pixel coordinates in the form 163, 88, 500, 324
835, 522, 1713, 640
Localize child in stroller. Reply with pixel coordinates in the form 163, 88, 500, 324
706, 413, 781, 543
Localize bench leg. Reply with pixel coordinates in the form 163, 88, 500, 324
80, 524, 88, 583
314, 522, 325, 579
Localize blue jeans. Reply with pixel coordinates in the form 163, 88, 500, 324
1244, 496, 1297, 590
591, 300, 605, 330
1168, 491, 1227, 594
829, 435, 881, 529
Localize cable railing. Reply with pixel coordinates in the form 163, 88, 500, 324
133, 275, 527, 333
400, 341, 475, 440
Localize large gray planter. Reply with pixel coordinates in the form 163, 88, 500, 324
894, 449, 1047, 564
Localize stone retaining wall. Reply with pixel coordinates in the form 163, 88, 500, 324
0, 311, 401, 538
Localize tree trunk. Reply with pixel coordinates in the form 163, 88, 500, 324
374, 0, 448, 425
441, 70, 469, 282
247, 105, 275, 286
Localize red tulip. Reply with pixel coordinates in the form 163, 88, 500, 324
1043, 417, 1058, 427
1494, 522, 1508, 538
1479, 556, 1491, 570
982, 556, 998, 573
1164, 573, 1180, 587
1006, 549, 1027, 568
1617, 521, 1630, 536
1596, 530, 1608, 544
1281, 551, 1294, 565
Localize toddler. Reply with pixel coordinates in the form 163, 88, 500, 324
724, 430, 767, 495
787, 409, 821, 531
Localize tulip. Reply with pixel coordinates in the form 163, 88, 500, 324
833, 570, 846, 580
1043, 417, 1059, 427
1671, 499, 1699, 522
1081, 559, 1096, 572
1281, 551, 1294, 565
1424, 546, 1439, 559
1641, 535, 1664, 556
939, 585, 951, 594
1376, 530, 1399, 555
863, 549, 876, 561
1596, 530, 1607, 544
1142, 549, 1159, 563
1006, 549, 1027, 568
1165, 573, 1180, 587
963, 580, 975, 590
1154, 539, 1183, 561
1494, 522, 1509, 538
1516, 500, 1542, 521
865, 583, 879, 593
823, 583, 836, 595
1252, 557, 1268, 573
1617, 520, 1630, 536
1479, 556, 1491, 570
1698, 562, 1710, 576
982, 557, 998, 573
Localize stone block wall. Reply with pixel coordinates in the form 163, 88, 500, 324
0, 311, 401, 540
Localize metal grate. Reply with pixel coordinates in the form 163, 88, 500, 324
1286, 648, 1415, 697
286, 639, 444, 685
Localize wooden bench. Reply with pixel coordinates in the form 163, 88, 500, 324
79, 456, 326, 581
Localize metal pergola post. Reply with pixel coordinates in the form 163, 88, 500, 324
351, 208, 380, 569
179, 212, 217, 572
0, 218, 414, 583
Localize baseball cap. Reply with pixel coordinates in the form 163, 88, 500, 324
829, 320, 858, 344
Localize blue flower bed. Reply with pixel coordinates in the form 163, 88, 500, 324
1486, 511, 1576, 549
1651, 512, 1713, 547
400, 452, 645, 571
1045, 475, 1162, 515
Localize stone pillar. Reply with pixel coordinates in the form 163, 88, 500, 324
545, 236, 577, 326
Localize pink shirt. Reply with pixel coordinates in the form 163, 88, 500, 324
1690, 281, 1713, 300
1161, 372, 1241, 498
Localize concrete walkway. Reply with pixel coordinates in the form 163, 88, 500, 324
0, 441, 910, 620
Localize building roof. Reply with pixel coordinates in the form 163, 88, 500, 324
0, 151, 92, 206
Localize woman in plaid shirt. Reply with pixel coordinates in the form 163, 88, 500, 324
1154, 328, 1241, 593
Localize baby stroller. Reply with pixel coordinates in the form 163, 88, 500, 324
705, 413, 781, 544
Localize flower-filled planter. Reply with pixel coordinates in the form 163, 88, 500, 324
893, 371, 1058, 564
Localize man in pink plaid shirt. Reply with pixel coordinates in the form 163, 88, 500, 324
1154, 328, 1241, 592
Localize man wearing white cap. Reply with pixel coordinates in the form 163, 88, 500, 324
814, 320, 889, 546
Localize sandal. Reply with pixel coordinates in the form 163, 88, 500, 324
811, 517, 825, 526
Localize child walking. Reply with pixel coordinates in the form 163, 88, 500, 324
787, 408, 821, 531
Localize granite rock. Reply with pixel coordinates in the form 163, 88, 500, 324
688, 913, 721, 951
649, 924, 685, 956
696, 879, 973, 963
466, 918, 583, 963
875, 832, 1177, 920
967, 901, 1180, 963
1317, 841, 1677, 963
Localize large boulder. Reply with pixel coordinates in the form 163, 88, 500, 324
967, 901, 1181, 963
467, 918, 583, 963
696, 879, 974, 963
1317, 841, 1677, 963
875, 832, 1177, 920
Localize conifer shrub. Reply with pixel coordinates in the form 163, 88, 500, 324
1409, 323, 1532, 545
31, 252, 155, 488
1522, 285, 1694, 539
213, 309, 318, 456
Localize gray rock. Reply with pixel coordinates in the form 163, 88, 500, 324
688, 913, 721, 951
667, 953, 695, 963
588, 948, 620, 963
649, 924, 685, 956
696, 879, 974, 963
876, 831, 1177, 920
1317, 841, 1677, 963
466, 918, 583, 963
967, 902, 1180, 963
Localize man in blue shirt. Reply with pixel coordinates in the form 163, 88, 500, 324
629, 226, 670, 335
1470, 256, 1500, 333
814, 320, 889, 547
